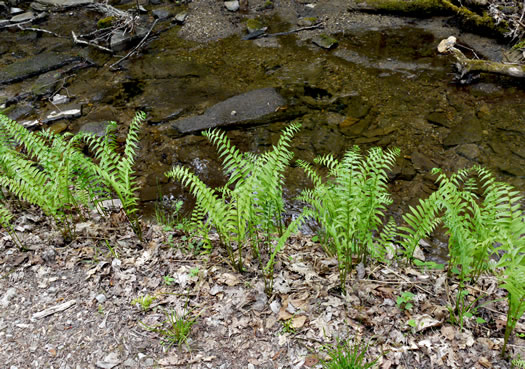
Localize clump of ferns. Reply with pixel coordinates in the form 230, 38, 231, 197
0, 111, 145, 239
166, 123, 304, 294
77, 111, 145, 238
297, 146, 400, 292
0, 114, 105, 239
400, 165, 525, 353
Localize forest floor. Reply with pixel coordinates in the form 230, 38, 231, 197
1, 207, 524, 369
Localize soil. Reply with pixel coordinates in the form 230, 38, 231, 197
1, 206, 524, 368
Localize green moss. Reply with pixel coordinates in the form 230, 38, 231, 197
97, 16, 115, 29
246, 18, 264, 31
305, 17, 317, 23
356, 0, 443, 16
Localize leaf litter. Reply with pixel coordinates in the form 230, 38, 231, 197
0, 209, 524, 368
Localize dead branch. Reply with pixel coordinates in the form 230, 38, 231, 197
109, 19, 158, 70
17, 24, 62, 37
72, 31, 114, 53
438, 36, 525, 79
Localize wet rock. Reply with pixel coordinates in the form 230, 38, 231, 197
443, 115, 482, 147
110, 31, 130, 52
426, 111, 451, 127
48, 120, 68, 133
174, 11, 187, 23
171, 88, 291, 134
30, 2, 47, 11
51, 93, 69, 104
312, 34, 338, 49
152, 8, 171, 20
298, 16, 317, 27
411, 151, 436, 172
0, 52, 82, 85
456, 143, 480, 161
79, 121, 110, 137
110, 25, 149, 51
10, 6, 22, 14
10, 10, 34, 22
6, 103, 34, 120
35, 0, 93, 8
224, 0, 239, 11
31, 71, 62, 96
43, 103, 82, 123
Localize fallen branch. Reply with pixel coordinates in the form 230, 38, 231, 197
32, 299, 76, 319
109, 19, 158, 70
72, 31, 114, 53
438, 36, 525, 79
17, 24, 62, 37
242, 23, 323, 40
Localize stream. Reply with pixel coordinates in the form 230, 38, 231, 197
1, 2, 525, 260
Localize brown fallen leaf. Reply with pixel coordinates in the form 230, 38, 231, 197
291, 315, 307, 329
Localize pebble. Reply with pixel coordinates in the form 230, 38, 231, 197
224, 0, 239, 11
95, 294, 107, 303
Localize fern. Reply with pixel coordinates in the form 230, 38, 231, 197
77, 111, 146, 237
297, 146, 400, 291
500, 264, 525, 356
0, 112, 145, 238
166, 123, 302, 293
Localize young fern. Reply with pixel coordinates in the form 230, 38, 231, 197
77, 112, 146, 237
166, 123, 302, 294
297, 146, 400, 291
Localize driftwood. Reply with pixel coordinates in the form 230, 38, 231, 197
437, 36, 525, 79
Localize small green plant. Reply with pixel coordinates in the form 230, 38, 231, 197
512, 356, 525, 368
140, 308, 197, 348
407, 319, 417, 328
166, 124, 304, 294
396, 291, 415, 311
320, 339, 378, 369
297, 146, 400, 291
132, 294, 156, 311
281, 318, 296, 334
190, 267, 199, 277
163, 275, 175, 285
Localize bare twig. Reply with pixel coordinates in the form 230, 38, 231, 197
109, 19, 158, 70
72, 31, 114, 53
17, 25, 62, 37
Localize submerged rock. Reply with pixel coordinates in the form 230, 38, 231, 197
443, 115, 483, 146
171, 88, 290, 134
312, 34, 338, 49
0, 52, 82, 85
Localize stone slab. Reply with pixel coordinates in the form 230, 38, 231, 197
171, 88, 287, 134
